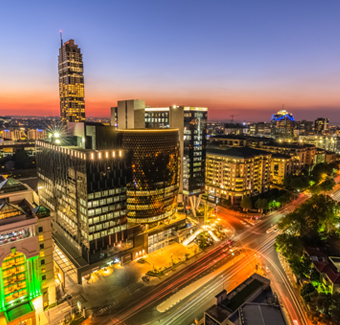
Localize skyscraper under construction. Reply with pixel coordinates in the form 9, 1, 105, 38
58, 37, 85, 123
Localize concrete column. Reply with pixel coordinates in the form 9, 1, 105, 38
189, 197, 197, 218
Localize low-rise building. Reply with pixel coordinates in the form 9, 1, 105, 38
204, 273, 287, 325
306, 247, 340, 294
205, 147, 271, 205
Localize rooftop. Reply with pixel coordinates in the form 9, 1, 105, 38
207, 146, 272, 159
0, 177, 28, 194
238, 303, 287, 325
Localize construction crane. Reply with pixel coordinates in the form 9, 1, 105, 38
230, 115, 239, 123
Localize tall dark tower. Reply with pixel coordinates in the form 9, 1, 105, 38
58, 33, 85, 123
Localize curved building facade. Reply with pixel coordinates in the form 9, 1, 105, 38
120, 129, 179, 224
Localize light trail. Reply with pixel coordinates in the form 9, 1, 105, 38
160, 236, 277, 325
260, 250, 309, 325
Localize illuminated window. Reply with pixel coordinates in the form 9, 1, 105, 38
40, 251, 45, 257
39, 235, 44, 241
41, 267, 46, 273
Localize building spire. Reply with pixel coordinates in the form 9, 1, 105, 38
60, 30, 63, 47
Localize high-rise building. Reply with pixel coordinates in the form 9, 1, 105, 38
120, 129, 179, 224
144, 106, 207, 215
271, 109, 295, 140
114, 100, 145, 129
58, 38, 85, 123
36, 123, 132, 284
315, 118, 329, 134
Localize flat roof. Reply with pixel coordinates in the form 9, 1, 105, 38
239, 303, 287, 325
223, 279, 263, 312
207, 146, 272, 159
205, 304, 230, 323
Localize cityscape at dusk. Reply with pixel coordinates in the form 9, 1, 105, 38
1, 2, 340, 325
1, 1, 340, 122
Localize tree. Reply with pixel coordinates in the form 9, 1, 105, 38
197, 231, 210, 249
320, 179, 336, 192
312, 163, 332, 182
275, 233, 304, 259
240, 196, 252, 212
301, 283, 316, 303
255, 198, 268, 214
310, 267, 320, 284
288, 255, 312, 278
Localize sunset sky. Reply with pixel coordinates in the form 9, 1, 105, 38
1, 1, 340, 123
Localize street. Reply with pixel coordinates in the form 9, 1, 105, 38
88, 193, 312, 325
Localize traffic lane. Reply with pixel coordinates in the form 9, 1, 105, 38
105, 242, 232, 322
154, 260, 257, 325
261, 248, 309, 325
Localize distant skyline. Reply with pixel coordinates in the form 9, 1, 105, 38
1, 1, 340, 123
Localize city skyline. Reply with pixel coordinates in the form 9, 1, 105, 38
1, 1, 340, 123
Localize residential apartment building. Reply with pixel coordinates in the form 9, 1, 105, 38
27, 129, 47, 141
271, 154, 293, 185
0, 179, 55, 325
205, 147, 271, 205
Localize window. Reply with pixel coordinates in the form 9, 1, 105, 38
42, 275, 46, 281
41, 259, 45, 266
40, 243, 44, 250
41, 267, 46, 273
40, 251, 45, 257
38, 227, 43, 233
39, 235, 44, 242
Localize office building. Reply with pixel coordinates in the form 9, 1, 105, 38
114, 100, 146, 130
315, 118, 329, 134
296, 120, 313, 136
58, 39, 85, 123
144, 106, 207, 215
224, 123, 247, 136
204, 274, 287, 325
271, 109, 295, 140
249, 122, 272, 137
120, 129, 179, 225
36, 123, 133, 284
205, 147, 271, 205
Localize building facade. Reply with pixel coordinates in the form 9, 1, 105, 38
120, 129, 179, 224
145, 106, 207, 215
315, 118, 329, 134
271, 154, 293, 185
271, 109, 295, 140
58, 39, 85, 123
205, 147, 271, 205
0, 185, 55, 324
299, 135, 340, 154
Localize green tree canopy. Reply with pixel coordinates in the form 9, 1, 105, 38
240, 196, 252, 211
